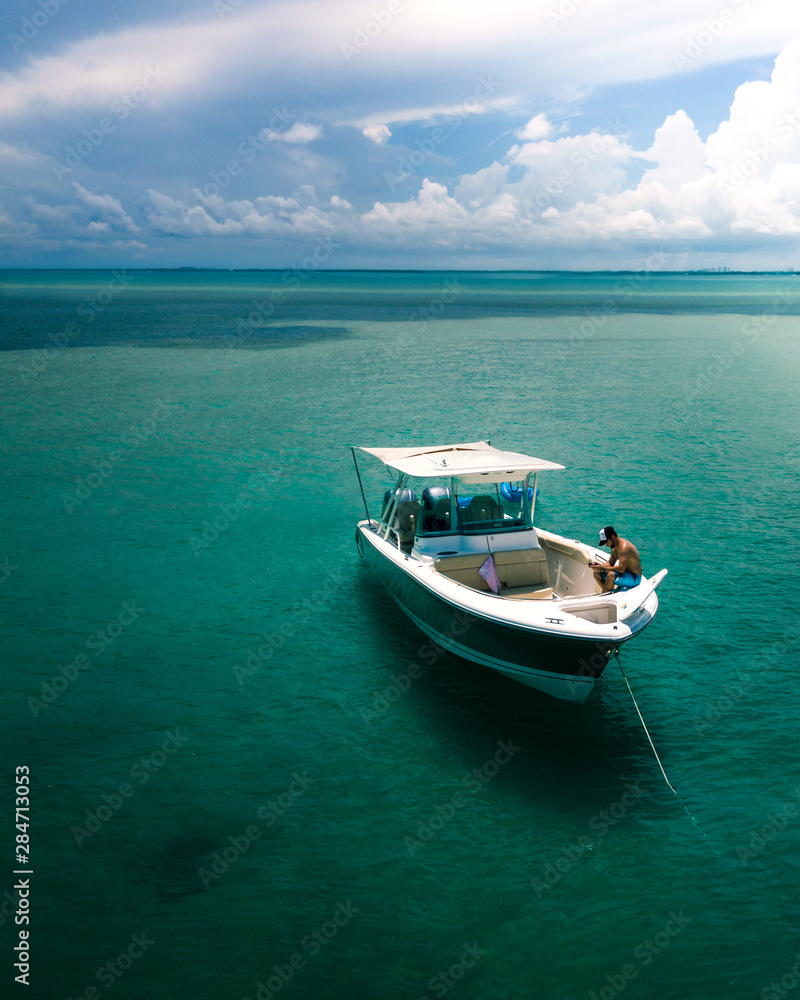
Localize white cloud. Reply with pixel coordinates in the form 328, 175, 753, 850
24, 198, 80, 224
111, 239, 148, 251
504, 130, 634, 214
4, 0, 798, 127
363, 179, 470, 234
640, 110, 707, 189
354, 39, 800, 253
116, 37, 800, 260
265, 123, 323, 144
363, 124, 391, 144
4, 9, 800, 265
707, 38, 800, 182
515, 113, 553, 142
350, 95, 517, 131
0, 140, 46, 166
72, 183, 140, 233
454, 163, 510, 210
143, 187, 344, 238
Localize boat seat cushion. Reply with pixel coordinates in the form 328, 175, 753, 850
491, 548, 549, 588
461, 495, 503, 523
422, 497, 452, 532
397, 500, 420, 534
434, 549, 550, 592
396, 500, 420, 550
502, 586, 553, 600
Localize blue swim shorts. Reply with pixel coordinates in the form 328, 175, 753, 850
612, 572, 642, 590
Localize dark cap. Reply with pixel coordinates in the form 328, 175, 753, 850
598, 526, 616, 545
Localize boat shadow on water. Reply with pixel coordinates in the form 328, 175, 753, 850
354, 567, 658, 811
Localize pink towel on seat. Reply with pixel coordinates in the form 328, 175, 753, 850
478, 555, 501, 594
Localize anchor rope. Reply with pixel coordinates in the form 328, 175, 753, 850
617, 656, 676, 794
616, 653, 721, 857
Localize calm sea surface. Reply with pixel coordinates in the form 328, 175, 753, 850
2, 270, 800, 1000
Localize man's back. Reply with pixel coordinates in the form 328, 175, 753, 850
613, 536, 642, 576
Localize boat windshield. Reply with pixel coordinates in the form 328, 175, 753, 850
415, 479, 533, 537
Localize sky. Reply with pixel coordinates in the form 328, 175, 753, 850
2, 0, 800, 269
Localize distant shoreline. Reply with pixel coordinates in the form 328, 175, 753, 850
1, 268, 797, 275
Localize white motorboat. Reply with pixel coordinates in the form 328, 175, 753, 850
352, 442, 667, 703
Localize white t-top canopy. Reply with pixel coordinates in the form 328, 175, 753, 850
358, 441, 565, 482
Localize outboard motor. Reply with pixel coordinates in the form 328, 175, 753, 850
382, 488, 417, 517
421, 486, 451, 510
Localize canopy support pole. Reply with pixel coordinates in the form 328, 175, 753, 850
351, 447, 371, 523
382, 473, 407, 540
530, 472, 538, 524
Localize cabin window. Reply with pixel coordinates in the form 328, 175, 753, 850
417, 486, 456, 536
381, 479, 533, 543
453, 481, 532, 533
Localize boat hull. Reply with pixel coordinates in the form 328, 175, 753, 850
358, 526, 615, 703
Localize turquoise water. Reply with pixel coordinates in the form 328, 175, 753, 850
2, 270, 800, 1000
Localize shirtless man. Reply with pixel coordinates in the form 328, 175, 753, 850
589, 525, 643, 593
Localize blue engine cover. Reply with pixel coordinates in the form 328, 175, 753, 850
382, 488, 417, 513
421, 486, 451, 510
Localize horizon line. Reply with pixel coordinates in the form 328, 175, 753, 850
1, 268, 797, 275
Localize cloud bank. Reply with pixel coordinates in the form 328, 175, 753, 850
2, 0, 800, 267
